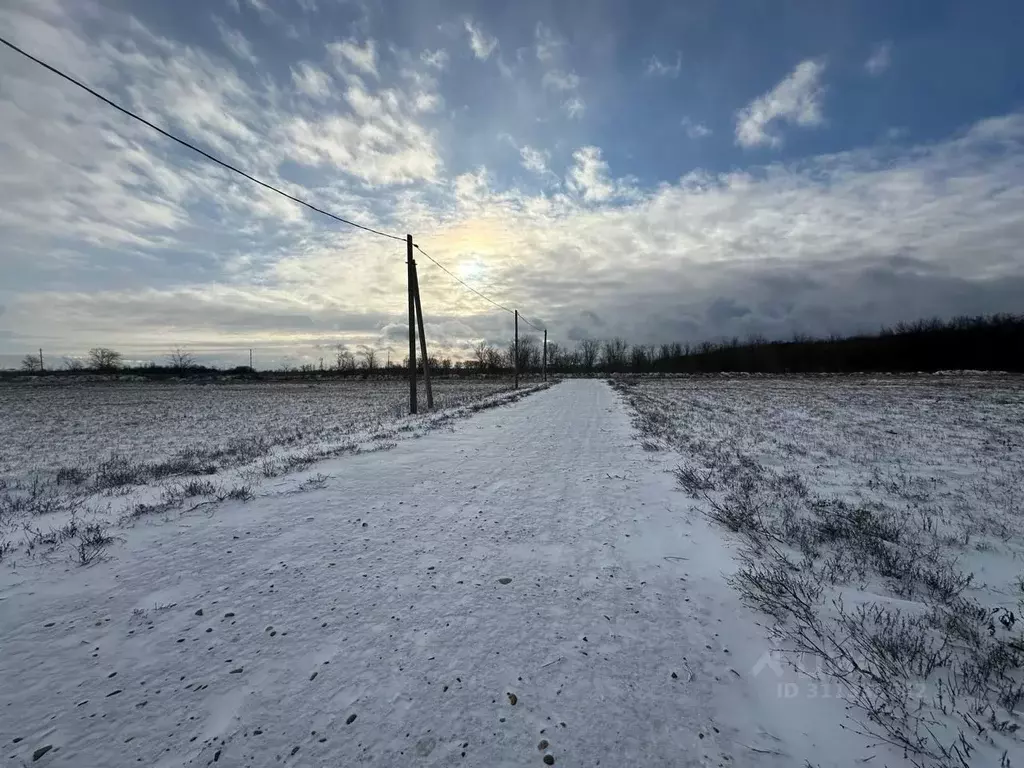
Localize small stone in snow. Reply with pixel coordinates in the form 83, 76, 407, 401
538, 740, 549, 750
309, 672, 318, 681
224, 612, 235, 618
543, 755, 555, 765
194, 609, 203, 617
498, 578, 512, 585
32, 745, 53, 761
346, 714, 357, 725
290, 746, 299, 756
671, 672, 678, 679
507, 692, 518, 705
229, 668, 243, 674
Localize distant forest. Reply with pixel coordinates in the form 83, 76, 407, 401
5, 314, 1023, 379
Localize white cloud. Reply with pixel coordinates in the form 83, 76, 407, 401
464, 19, 497, 60
542, 70, 580, 92
865, 42, 892, 76
566, 146, 615, 202
496, 55, 515, 80
645, 53, 681, 78
6, 111, 1024, 360
213, 16, 257, 65
564, 96, 586, 119
682, 117, 712, 139
421, 49, 448, 70
534, 23, 563, 63
291, 62, 332, 100
519, 146, 550, 175
328, 38, 378, 78
244, 0, 278, 25
735, 59, 826, 148
2, 2, 1023, 365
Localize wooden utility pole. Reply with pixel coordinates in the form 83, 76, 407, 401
410, 260, 434, 409
38, 348, 44, 372
407, 234, 417, 414
543, 329, 547, 382
514, 310, 519, 389
249, 348, 253, 369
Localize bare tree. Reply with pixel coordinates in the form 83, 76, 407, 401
507, 335, 539, 374
20, 354, 41, 372
334, 344, 355, 371
359, 347, 378, 370
88, 347, 122, 372
63, 356, 85, 371
167, 347, 197, 372
484, 345, 503, 371
545, 341, 561, 369
601, 338, 629, 371
630, 343, 653, 371
473, 340, 490, 371
577, 339, 600, 371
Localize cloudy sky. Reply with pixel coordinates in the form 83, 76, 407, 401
1, 0, 1022, 368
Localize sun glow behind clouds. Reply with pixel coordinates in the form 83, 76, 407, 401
1, 1, 1023, 370
457, 258, 487, 282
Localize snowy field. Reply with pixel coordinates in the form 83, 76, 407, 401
615, 374, 1024, 767
1, 375, 1021, 768
0, 378, 520, 489
0, 377, 531, 564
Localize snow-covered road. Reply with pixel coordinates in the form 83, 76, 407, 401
1, 380, 882, 767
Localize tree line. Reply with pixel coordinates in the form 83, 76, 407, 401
473, 314, 1024, 374
10, 314, 1024, 378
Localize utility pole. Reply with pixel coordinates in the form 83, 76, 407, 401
514, 310, 519, 390
411, 260, 434, 409
249, 348, 253, 370
407, 234, 417, 414
39, 348, 44, 372
543, 329, 547, 382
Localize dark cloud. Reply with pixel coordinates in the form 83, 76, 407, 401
705, 297, 752, 325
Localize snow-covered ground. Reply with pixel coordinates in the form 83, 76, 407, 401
0, 379, 902, 767
0, 377, 520, 489
616, 374, 1024, 767
0, 378, 538, 566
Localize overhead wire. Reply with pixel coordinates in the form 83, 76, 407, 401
0, 35, 405, 243
413, 244, 514, 314
518, 315, 545, 333
1, 34, 552, 333
414, 243, 547, 331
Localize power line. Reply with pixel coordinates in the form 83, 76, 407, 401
413, 243, 548, 332
1, 35, 552, 333
0, 35, 405, 243
518, 315, 545, 333
413, 244, 514, 314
